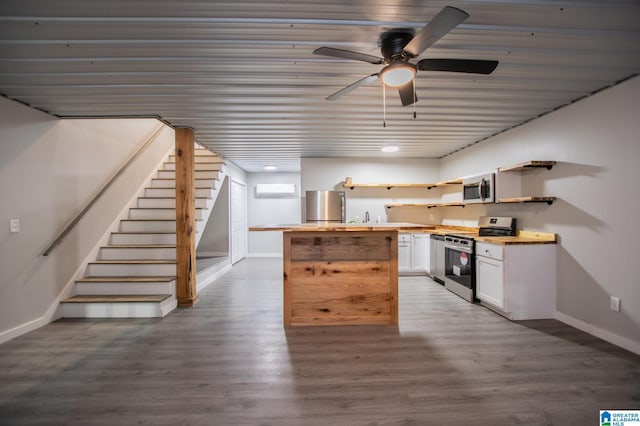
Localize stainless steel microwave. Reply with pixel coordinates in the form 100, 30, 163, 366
462, 173, 495, 204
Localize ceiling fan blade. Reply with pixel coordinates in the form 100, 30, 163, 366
417, 58, 499, 74
326, 74, 379, 101
403, 6, 469, 57
313, 47, 383, 64
398, 80, 417, 106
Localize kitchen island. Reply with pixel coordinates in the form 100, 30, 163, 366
250, 223, 433, 326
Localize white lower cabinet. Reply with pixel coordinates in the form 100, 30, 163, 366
411, 233, 430, 273
399, 233, 430, 274
476, 255, 504, 309
398, 234, 412, 273
475, 241, 556, 320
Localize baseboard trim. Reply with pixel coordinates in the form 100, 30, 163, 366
0, 276, 75, 345
196, 263, 233, 292
0, 316, 48, 345
197, 251, 229, 257
555, 311, 640, 355
248, 253, 282, 258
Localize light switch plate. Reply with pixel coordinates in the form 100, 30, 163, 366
10, 219, 20, 233
610, 296, 621, 312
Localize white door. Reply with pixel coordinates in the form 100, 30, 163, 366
231, 179, 247, 264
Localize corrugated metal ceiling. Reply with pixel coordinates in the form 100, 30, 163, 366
1, 1, 638, 172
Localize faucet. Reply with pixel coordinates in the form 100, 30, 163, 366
365, 211, 370, 223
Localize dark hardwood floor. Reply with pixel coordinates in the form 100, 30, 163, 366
1, 257, 638, 425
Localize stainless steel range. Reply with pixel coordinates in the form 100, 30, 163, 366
444, 216, 516, 302
444, 233, 476, 302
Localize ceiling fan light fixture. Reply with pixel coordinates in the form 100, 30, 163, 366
380, 62, 416, 87
263, 165, 278, 171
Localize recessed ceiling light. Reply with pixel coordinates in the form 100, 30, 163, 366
263, 165, 278, 171
381, 145, 399, 153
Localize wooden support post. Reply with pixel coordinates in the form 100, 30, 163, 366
175, 128, 198, 307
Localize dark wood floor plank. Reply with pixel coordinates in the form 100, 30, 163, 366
0, 258, 638, 425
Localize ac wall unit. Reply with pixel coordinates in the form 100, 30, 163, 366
255, 183, 297, 198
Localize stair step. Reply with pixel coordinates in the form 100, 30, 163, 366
151, 178, 217, 188
63, 294, 171, 303
75, 276, 176, 295
61, 294, 176, 318
120, 220, 176, 233
89, 260, 176, 264
119, 219, 204, 233
144, 187, 213, 198
99, 245, 177, 260
157, 170, 220, 180
110, 232, 176, 246
163, 162, 223, 172
86, 259, 176, 277
137, 197, 210, 209
129, 208, 203, 220
169, 154, 224, 163
76, 276, 176, 283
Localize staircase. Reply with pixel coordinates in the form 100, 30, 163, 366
61, 146, 225, 318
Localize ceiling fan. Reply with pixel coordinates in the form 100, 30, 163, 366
313, 6, 498, 107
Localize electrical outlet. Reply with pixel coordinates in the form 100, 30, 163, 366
10, 219, 20, 233
610, 296, 621, 312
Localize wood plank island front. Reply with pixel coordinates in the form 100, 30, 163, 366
283, 228, 399, 326
250, 223, 438, 327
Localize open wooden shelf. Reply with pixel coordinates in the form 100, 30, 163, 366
385, 202, 465, 209
499, 161, 556, 172
427, 178, 463, 189
498, 196, 556, 205
343, 177, 433, 190
342, 176, 463, 190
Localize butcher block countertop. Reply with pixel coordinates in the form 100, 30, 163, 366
249, 223, 435, 232
250, 224, 556, 244
475, 230, 557, 245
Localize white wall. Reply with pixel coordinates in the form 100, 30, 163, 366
247, 172, 301, 257
441, 76, 640, 352
0, 97, 174, 342
301, 157, 441, 225
197, 176, 230, 257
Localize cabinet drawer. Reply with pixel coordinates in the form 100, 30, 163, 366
398, 233, 412, 243
476, 242, 503, 260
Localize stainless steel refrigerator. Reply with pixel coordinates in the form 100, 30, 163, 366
305, 190, 346, 223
